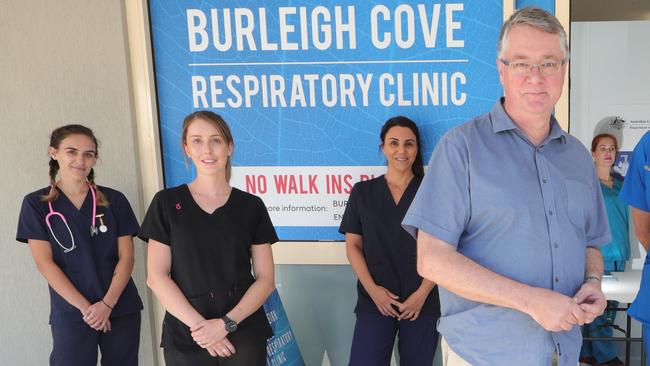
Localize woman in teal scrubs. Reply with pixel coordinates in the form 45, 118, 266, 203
580, 133, 629, 366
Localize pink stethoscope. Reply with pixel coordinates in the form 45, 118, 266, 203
45, 183, 106, 253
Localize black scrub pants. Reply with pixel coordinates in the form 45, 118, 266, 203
163, 331, 267, 366
49, 311, 141, 366
348, 312, 438, 366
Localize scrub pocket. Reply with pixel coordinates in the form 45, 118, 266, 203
161, 293, 211, 349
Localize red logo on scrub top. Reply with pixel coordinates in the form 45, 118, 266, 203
175, 203, 182, 210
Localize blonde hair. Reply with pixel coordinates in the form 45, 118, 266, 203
181, 111, 234, 181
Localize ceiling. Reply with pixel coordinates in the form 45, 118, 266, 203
572, 0, 650, 21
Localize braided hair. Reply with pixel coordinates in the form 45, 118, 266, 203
42, 124, 108, 206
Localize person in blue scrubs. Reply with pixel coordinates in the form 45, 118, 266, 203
339, 116, 440, 366
16, 124, 143, 365
580, 134, 629, 366
619, 130, 650, 364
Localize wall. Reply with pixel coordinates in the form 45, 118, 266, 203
0, 1, 155, 364
570, 21, 650, 152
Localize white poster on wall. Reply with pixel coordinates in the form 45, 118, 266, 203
590, 104, 650, 178
602, 104, 650, 151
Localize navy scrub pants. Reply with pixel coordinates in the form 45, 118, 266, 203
348, 312, 438, 366
50, 312, 141, 366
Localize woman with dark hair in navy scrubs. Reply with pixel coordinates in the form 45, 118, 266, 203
340, 116, 440, 366
141, 111, 276, 365
16, 124, 143, 365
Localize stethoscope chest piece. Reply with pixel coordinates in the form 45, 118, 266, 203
96, 213, 108, 234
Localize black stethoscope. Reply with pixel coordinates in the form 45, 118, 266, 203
45, 183, 107, 253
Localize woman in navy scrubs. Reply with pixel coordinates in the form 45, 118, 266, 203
16, 124, 143, 365
141, 111, 277, 365
340, 116, 440, 366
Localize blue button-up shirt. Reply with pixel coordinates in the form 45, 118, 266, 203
402, 99, 611, 366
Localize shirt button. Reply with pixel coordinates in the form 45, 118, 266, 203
555, 277, 559, 283
542, 178, 548, 183
554, 242, 559, 248
548, 210, 554, 216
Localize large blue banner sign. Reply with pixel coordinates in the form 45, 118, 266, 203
149, 0, 504, 240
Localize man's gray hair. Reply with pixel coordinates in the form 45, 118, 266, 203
498, 7, 569, 60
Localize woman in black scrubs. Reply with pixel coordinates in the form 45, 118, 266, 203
340, 116, 440, 366
140, 111, 277, 365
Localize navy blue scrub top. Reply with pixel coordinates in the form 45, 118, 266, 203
16, 186, 144, 325
138, 185, 278, 349
339, 176, 440, 316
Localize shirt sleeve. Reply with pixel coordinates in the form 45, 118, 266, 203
138, 190, 171, 245
111, 190, 140, 237
251, 196, 278, 245
16, 194, 49, 243
402, 133, 470, 247
620, 134, 649, 211
338, 182, 362, 235
585, 167, 613, 247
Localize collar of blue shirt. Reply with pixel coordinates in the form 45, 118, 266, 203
490, 97, 567, 145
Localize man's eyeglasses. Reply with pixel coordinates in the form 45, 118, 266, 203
500, 59, 566, 77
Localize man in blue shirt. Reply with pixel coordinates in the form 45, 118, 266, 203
619, 131, 650, 363
402, 7, 610, 366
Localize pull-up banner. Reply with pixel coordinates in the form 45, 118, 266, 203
149, 1, 504, 240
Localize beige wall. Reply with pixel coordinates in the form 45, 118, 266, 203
0, 1, 155, 364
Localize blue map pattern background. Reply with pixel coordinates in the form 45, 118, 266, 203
148, 1, 551, 240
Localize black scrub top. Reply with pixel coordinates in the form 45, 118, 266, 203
139, 185, 278, 349
16, 186, 144, 324
339, 176, 440, 316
